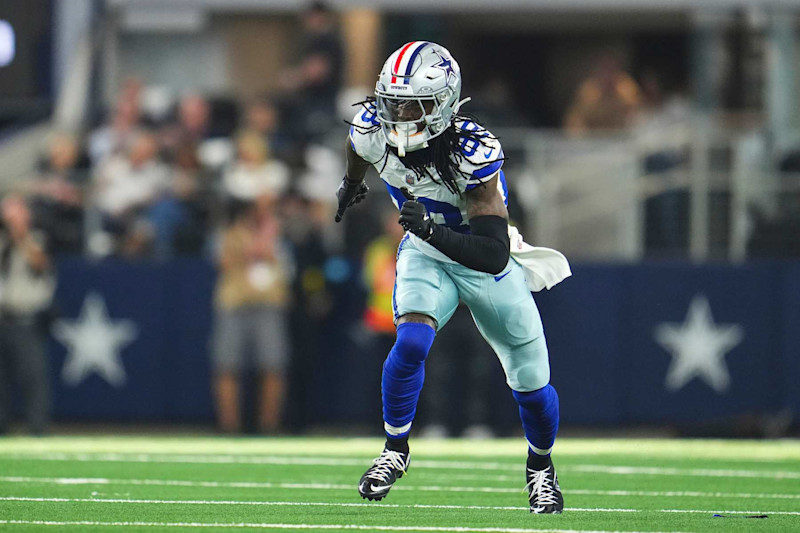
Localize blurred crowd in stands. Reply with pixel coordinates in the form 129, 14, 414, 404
562, 51, 800, 258
30, 81, 334, 261
3, 2, 352, 435
19, 40, 800, 266
25, 3, 344, 264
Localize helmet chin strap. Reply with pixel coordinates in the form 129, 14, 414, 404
392, 123, 427, 157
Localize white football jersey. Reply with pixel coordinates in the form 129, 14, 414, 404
349, 101, 508, 238
349, 101, 571, 288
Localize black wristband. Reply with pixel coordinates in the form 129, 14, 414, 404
427, 215, 510, 274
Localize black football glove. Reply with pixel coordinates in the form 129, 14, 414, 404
398, 188, 434, 241
335, 176, 369, 222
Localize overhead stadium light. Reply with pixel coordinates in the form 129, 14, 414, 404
0, 20, 14, 67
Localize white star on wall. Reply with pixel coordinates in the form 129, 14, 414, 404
53, 292, 138, 387
654, 295, 744, 393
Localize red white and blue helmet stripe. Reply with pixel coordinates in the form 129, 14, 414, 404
391, 41, 431, 85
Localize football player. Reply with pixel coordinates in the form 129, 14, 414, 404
335, 41, 570, 514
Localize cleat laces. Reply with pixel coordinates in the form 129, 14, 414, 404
524, 466, 559, 507
365, 449, 408, 482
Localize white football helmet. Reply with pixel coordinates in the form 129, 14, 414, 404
375, 41, 466, 156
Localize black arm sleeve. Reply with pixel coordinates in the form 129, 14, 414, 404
426, 215, 510, 275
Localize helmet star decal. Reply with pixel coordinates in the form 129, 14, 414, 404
433, 51, 455, 80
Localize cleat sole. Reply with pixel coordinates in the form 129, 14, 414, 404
359, 492, 387, 502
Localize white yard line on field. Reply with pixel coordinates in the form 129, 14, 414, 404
0, 436, 797, 463
3, 453, 800, 480
566, 489, 800, 500
563, 464, 800, 479
2, 476, 800, 501
0, 476, 353, 491
3, 477, 517, 494
2, 452, 367, 467
0, 520, 690, 533
2, 496, 800, 516
0, 496, 568, 511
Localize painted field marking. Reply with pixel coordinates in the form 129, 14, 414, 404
2, 476, 800, 500
0, 520, 689, 533
0, 436, 797, 462
2, 496, 800, 516
0, 496, 574, 511
566, 489, 800, 500
564, 464, 800, 480
3, 453, 799, 480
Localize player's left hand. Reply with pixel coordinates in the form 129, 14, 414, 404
399, 188, 434, 241
335, 176, 369, 222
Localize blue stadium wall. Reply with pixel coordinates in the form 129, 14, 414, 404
45, 258, 800, 430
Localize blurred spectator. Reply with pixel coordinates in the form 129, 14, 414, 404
294, 143, 344, 232
161, 94, 213, 158
211, 196, 291, 434
279, 1, 344, 143
361, 209, 403, 336
29, 134, 87, 255
222, 131, 290, 204
161, 93, 242, 173
93, 131, 171, 257
281, 191, 332, 433
145, 143, 211, 259
564, 53, 641, 135
0, 194, 55, 435
88, 77, 145, 165
242, 96, 294, 163
635, 69, 691, 256
357, 209, 405, 426
636, 69, 690, 130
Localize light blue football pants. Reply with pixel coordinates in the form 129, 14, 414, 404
392, 236, 550, 392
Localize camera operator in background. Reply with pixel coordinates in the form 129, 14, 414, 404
0, 194, 55, 435
278, 1, 344, 144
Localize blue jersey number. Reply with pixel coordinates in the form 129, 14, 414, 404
361, 105, 380, 127
385, 182, 463, 228
459, 121, 487, 157
417, 197, 463, 228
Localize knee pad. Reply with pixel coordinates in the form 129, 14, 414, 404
508, 359, 550, 392
502, 336, 550, 392
385, 322, 436, 374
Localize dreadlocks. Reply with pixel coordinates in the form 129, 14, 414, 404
346, 97, 504, 196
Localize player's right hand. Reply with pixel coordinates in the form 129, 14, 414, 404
335, 176, 369, 222
398, 188, 434, 241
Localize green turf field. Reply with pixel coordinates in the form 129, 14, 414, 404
0, 436, 798, 532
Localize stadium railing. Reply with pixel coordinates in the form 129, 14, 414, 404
494, 120, 788, 262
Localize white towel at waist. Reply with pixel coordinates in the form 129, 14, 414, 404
508, 225, 571, 292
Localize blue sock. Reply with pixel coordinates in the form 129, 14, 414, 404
513, 384, 560, 465
381, 322, 436, 439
